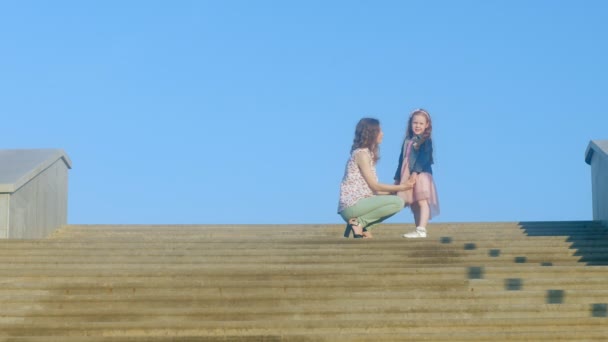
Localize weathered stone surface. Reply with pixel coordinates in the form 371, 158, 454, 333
0, 222, 607, 340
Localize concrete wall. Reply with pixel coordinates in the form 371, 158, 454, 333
0, 149, 71, 239
585, 140, 608, 227
0, 194, 8, 238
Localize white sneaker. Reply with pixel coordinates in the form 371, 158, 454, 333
403, 227, 427, 238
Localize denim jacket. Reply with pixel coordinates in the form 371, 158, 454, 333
394, 137, 434, 182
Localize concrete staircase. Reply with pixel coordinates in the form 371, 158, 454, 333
1, 221, 608, 341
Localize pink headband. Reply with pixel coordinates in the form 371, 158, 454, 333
410, 108, 430, 119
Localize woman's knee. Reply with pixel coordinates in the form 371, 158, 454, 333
389, 196, 404, 212
338, 210, 352, 223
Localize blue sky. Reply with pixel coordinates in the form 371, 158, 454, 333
1, 1, 607, 225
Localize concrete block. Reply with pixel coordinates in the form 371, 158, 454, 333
0, 149, 71, 239
585, 140, 608, 227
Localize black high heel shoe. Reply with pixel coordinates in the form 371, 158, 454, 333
348, 218, 364, 239
343, 224, 352, 238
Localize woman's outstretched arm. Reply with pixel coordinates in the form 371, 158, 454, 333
355, 150, 412, 194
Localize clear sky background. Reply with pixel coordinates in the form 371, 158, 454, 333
1, 1, 607, 225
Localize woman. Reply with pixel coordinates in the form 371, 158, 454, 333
338, 118, 413, 238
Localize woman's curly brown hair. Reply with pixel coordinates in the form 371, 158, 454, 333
351, 118, 380, 163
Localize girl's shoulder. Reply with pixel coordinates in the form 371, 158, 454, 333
421, 137, 433, 146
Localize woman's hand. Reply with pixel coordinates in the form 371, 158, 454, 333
357, 150, 413, 193
398, 182, 413, 191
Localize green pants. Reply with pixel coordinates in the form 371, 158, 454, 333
339, 195, 404, 231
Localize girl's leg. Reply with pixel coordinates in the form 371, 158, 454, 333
417, 199, 430, 228
340, 195, 404, 234
411, 202, 421, 227
403, 199, 429, 239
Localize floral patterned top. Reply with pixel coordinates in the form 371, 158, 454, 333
337, 148, 377, 213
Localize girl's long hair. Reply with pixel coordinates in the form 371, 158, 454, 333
351, 118, 380, 163
406, 108, 433, 149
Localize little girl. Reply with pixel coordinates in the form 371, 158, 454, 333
394, 108, 440, 238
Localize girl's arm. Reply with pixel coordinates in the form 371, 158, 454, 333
355, 150, 411, 194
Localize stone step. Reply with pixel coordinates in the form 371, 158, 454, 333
57, 221, 605, 230
0, 268, 606, 289
0, 242, 605, 253
7, 234, 608, 240
0, 284, 605, 300
1, 275, 607, 291
4, 238, 608, 249
0, 309, 605, 329
53, 224, 602, 233
0, 277, 606, 294
1, 317, 607, 336
0, 245, 605, 255
0, 261, 608, 279
0, 292, 606, 308
8, 232, 608, 243
0, 284, 606, 299
2, 243, 606, 253
0, 301, 603, 316
4, 331, 608, 342
43, 233, 608, 242
0, 255, 598, 263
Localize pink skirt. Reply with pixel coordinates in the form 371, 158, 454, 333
397, 170, 440, 219
411, 172, 440, 219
